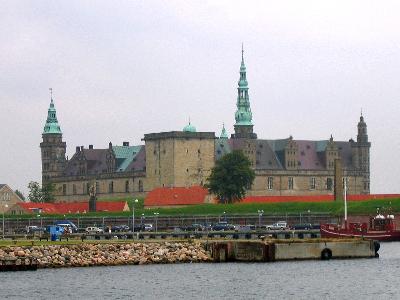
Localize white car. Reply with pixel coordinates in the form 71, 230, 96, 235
265, 221, 288, 230
143, 224, 153, 231
85, 226, 104, 234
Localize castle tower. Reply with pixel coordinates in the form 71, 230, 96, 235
351, 113, 371, 193
40, 90, 66, 184
232, 45, 257, 139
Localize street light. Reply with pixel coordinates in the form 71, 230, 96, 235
154, 212, 159, 233
3, 204, 8, 239
37, 214, 43, 238
258, 210, 264, 227
141, 213, 145, 225
132, 199, 139, 235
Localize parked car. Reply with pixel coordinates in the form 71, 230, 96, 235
184, 224, 205, 232
54, 220, 78, 233
85, 226, 104, 234
292, 223, 312, 230
265, 221, 288, 230
25, 226, 46, 234
143, 224, 153, 232
212, 222, 235, 231
234, 224, 255, 232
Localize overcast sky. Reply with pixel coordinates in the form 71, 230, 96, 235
1, 0, 400, 196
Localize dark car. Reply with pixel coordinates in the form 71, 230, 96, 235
212, 222, 235, 231
292, 223, 313, 230
184, 224, 205, 232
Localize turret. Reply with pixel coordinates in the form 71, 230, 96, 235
232, 44, 257, 139
40, 89, 66, 184
219, 123, 228, 139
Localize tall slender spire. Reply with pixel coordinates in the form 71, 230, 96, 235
235, 44, 253, 126
43, 89, 62, 135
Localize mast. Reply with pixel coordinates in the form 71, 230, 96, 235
344, 178, 348, 229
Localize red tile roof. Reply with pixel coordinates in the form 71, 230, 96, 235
16, 201, 128, 214
145, 186, 208, 206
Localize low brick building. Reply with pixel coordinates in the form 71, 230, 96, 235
0, 184, 24, 214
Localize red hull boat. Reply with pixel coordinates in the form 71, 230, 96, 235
320, 214, 400, 242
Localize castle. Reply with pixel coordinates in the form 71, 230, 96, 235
40, 50, 370, 203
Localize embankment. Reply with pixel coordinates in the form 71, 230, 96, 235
0, 242, 212, 268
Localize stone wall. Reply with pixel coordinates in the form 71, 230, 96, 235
0, 242, 211, 268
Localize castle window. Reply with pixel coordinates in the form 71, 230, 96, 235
326, 178, 333, 190
125, 180, 129, 193
73, 184, 76, 195
310, 177, 316, 190
288, 177, 294, 190
138, 180, 143, 192
267, 177, 273, 190
62, 184, 67, 196
96, 181, 100, 193
108, 181, 114, 193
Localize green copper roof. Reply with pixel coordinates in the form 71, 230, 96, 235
43, 98, 62, 135
234, 45, 253, 126
183, 121, 196, 132
220, 123, 228, 139
113, 145, 142, 171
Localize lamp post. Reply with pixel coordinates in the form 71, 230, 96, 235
2, 204, 8, 239
141, 213, 145, 226
132, 199, 139, 235
154, 212, 159, 233
37, 214, 43, 238
223, 211, 226, 222
258, 210, 264, 227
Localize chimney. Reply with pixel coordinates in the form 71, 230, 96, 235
89, 145, 93, 149
123, 141, 129, 146
80, 146, 84, 151
76, 146, 80, 152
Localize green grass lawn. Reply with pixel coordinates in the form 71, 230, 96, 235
6, 198, 400, 219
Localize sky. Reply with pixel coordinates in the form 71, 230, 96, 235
1, 0, 400, 196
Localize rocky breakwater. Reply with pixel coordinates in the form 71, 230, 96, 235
0, 242, 211, 268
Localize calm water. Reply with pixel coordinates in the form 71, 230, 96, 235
1, 243, 400, 300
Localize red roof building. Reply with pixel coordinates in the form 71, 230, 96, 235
11, 201, 129, 214
145, 186, 208, 207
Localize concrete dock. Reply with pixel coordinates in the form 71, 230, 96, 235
209, 239, 379, 262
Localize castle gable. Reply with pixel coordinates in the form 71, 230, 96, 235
113, 145, 143, 172
64, 148, 111, 176
126, 146, 146, 172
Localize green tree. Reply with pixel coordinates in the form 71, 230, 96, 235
42, 183, 56, 203
205, 150, 255, 204
14, 189, 25, 201
28, 181, 43, 203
